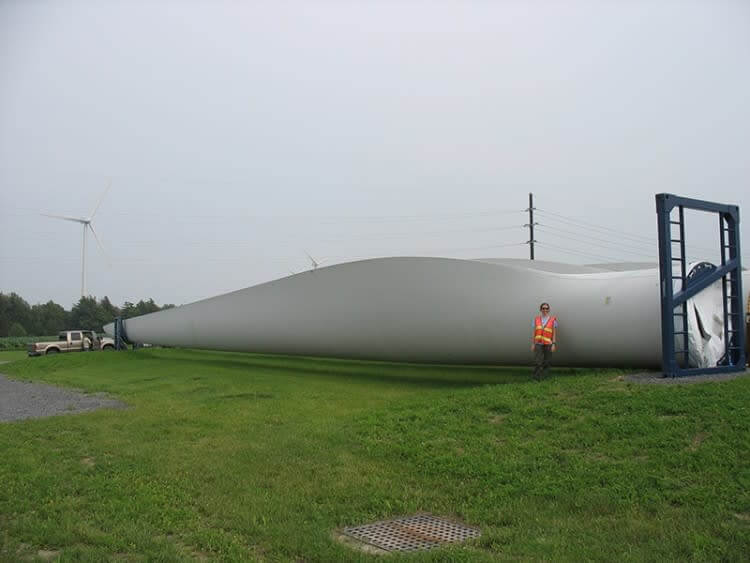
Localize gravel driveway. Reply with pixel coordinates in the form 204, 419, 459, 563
0, 371, 127, 423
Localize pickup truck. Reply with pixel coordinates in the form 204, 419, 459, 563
28, 330, 116, 356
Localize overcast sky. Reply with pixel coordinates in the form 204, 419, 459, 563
1, 0, 748, 308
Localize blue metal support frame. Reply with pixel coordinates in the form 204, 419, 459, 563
113, 316, 129, 351
655, 193, 745, 377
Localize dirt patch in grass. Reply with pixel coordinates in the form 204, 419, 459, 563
689, 432, 710, 451
0, 373, 127, 423
12, 544, 60, 562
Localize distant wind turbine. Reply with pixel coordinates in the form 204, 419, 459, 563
41, 180, 112, 298
305, 252, 320, 270
305, 251, 334, 271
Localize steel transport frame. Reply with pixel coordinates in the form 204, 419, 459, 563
656, 193, 746, 377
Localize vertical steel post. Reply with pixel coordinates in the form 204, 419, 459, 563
678, 206, 688, 364
720, 214, 730, 361
656, 194, 677, 376
528, 193, 535, 260
726, 210, 746, 367
114, 316, 128, 351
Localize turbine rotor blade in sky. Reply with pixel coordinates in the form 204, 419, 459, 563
41, 212, 87, 224
89, 178, 112, 219
88, 223, 110, 265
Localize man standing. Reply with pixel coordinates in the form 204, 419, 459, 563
531, 302, 557, 380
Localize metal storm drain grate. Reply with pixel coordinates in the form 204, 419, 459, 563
342, 514, 480, 552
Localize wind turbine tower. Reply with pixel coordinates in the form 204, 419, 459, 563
42, 180, 111, 298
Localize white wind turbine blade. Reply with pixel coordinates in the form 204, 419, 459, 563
89, 178, 112, 219
41, 212, 87, 224
88, 223, 110, 266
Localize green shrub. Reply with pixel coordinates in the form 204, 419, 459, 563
8, 322, 27, 337
0, 336, 56, 350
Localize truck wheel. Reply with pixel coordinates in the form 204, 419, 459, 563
46, 348, 59, 355
102, 345, 114, 351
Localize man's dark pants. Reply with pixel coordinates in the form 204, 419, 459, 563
533, 344, 553, 380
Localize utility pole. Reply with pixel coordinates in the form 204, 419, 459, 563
525, 192, 536, 260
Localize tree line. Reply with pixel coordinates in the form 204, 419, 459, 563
0, 292, 175, 337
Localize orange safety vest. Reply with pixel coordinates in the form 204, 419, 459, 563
534, 315, 557, 345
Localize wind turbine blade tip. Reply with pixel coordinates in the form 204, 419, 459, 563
41, 213, 86, 223
90, 179, 113, 218
88, 223, 109, 258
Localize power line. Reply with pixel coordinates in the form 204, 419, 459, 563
535, 208, 730, 258
535, 242, 623, 263
536, 223, 657, 252
535, 208, 655, 244
535, 225, 656, 259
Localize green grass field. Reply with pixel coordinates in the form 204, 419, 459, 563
0, 350, 27, 363
0, 349, 748, 562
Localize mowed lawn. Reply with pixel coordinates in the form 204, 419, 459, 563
0, 349, 748, 562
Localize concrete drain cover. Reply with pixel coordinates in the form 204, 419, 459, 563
342, 514, 480, 552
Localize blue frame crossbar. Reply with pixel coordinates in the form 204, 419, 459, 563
655, 193, 745, 377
